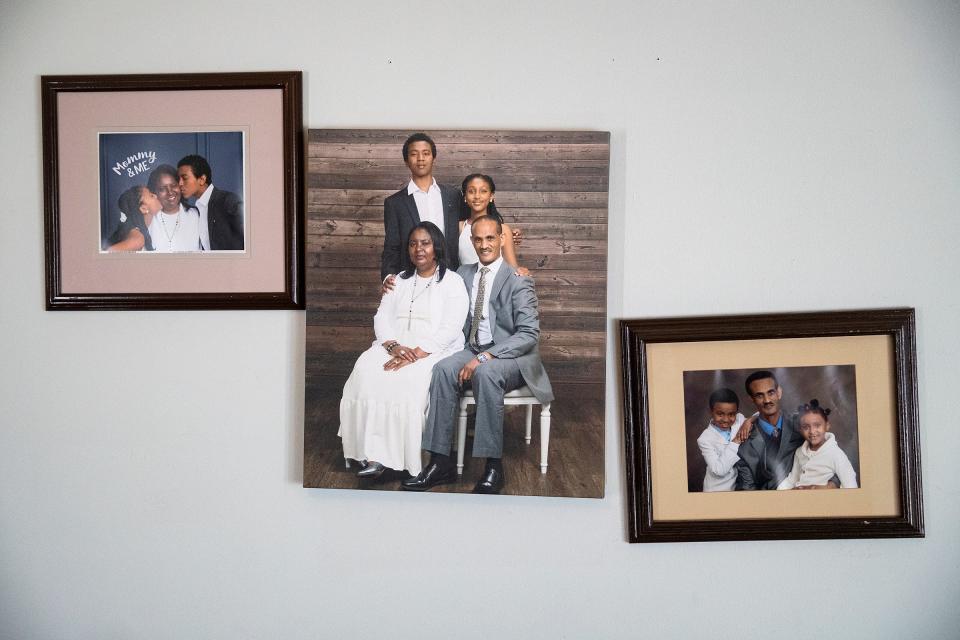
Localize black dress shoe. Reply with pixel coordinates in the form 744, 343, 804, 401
357, 461, 386, 479
400, 462, 456, 491
472, 466, 505, 494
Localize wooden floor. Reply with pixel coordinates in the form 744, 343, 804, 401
303, 382, 604, 498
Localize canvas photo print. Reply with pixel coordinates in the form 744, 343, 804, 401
303, 129, 609, 498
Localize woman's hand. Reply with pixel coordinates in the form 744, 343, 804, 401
390, 344, 418, 362
383, 356, 412, 371
382, 346, 430, 371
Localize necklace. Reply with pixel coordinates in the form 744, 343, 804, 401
159, 211, 181, 246
407, 270, 437, 329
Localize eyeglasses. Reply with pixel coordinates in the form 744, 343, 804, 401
156, 185, 179, 194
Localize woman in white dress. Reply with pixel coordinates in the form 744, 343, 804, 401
457, 173, 525, 269
339, 222, 469, 478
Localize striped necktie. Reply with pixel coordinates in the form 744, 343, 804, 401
468, 266, 490, 348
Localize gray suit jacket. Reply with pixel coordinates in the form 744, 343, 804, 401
734, 412, 804, 490
458, 262, 554, 404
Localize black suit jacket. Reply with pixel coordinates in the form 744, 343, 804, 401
380, 182, 461, 280
206, 186, 244, 251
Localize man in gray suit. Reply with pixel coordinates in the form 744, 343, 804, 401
401, 216, 553, 494
734, 370, 804, 490
734, 370, 839, 490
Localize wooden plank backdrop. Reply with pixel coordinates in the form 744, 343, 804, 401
304, 129, 609, 496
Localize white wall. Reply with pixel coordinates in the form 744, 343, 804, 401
2, 1, 958, 638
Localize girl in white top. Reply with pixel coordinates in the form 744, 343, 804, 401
106, 185, 159, 252
457, 173, 525, 270
778, 399, 858, 490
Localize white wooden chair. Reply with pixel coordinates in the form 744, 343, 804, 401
456, 386, 552, 475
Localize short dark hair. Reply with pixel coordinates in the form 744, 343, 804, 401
470, 214, 503, 236
708, 388, 739, 410
147, 164, 179, 194
402, 132, 436, 160
398, 221, 448, 281
177, 154, 212, 183
744, 370, 779, 395
459, 173, 504, 223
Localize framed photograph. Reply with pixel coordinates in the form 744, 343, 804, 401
303, 129, 609, 498
621, 308, 923, 542
41, 71, 304, 310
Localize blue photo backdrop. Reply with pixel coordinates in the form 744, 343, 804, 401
98, 131, 244, 248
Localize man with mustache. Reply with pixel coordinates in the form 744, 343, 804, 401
734, 370, 805, 490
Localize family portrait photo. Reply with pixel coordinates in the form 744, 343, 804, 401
303, 129, 609, 498
43, 71, 302, 309
621, 310, 922, 542
683, 365, 860, 494
98, 131, 245, 253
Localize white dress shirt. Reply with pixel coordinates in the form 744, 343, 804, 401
470, 256, 504, 346
194, 184, 214, 251
407, 178, 444, 233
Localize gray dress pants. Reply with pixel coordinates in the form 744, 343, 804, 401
422, 349, 525, 459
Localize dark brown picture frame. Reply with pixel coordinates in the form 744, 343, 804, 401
620, 308, 923, 543
42, 71, 304, 310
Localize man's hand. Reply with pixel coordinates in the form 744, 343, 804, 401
794, 484, 837, 490
458, 352, 494, 385
514, 267, 531, 277
458, 358, 480, 384
380, 275, 397, 295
